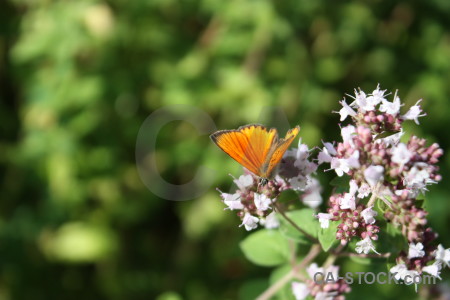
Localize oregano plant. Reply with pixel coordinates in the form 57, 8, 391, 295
215, 86, 449, 299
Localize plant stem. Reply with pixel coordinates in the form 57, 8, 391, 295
367, 182, 382, 207
273, 202, 318, 243
256, 244, 321, 300
337, 252, 391, 258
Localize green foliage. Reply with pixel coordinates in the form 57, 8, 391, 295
240, 229, 291, 267
318, 220, 340, 252
1, 0, 450, 299
278, 208, 319, 244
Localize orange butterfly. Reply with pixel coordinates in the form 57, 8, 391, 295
210, 124, 300, 184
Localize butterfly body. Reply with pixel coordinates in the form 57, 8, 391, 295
210, 124, 300, 181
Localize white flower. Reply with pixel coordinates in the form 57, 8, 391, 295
422, 261, 442, 279
289, 175, 308, 191
379, 96, 402, 115
351, 89, 368, 110
233, 174, 253, 190
240, 213, 259, 231
357, 182, 371, 198
347, 150, 360, 168
349, 179, 358, 195
302, 178, 322, 208
403, 162, 436, 194
306, 263, 323, 279
391, 143, 412, 166
330, 157, 350, 177
317, 213, 332, 228
376, 129, 404, 146
261, 211, 280, 229
222, 192, 244, 210
314, 292, 335, 300
291, 282, 310, 300
355, 237, 379, 254
318, 149, 333, 164
364, 165, 384, 187
339, 193, 356, 210
435, 244, 450, 268
369, 85, 387, 104
254, 193, 272, 211
390, 263, 408, 281
341, 125, 356, 144
403, 270, 421, 285
408, 242, 425, 259
337, 99, 357, 121
402, 99, 426, 125
361, 206, 377, 224
323, 142, 337, 156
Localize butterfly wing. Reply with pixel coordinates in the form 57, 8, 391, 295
260, 125, 300, 178
210, 124, 277, 177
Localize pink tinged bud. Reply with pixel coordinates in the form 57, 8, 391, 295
343, 225, 349, 231
341, 239, 348, 245
377, 115, 384, 122
361, 232, 367, 239
364, 116, 371, 123
371, 235, 378, 240
353, 222, 359, 228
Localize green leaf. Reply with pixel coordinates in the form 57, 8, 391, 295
278, 209, 319, 244
329, 175, 351, 188
318, 221, 340, 251
377, 223, 407, 254
240, 229, 291, 267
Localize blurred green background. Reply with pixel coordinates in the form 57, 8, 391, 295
1, 0, 450, 299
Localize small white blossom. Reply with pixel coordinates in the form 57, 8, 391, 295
403, 270, 421, 286
330, 157, 350, 177
347, 150, 361, 168
376, 129, 404, 146
302, 178, 322, 208
222, 192, 244, 210
391, 143, 412, 166
317, 213, 332, 228
261, 211, 280, 229
349, 179, 358, 195
323, 142, 337, 156
422, 261, 442, 279
408, 242, 425, 259
358, 86, 385, 111
233, 174, 253, 190
254, 193, 272, 211
240, 213, 259, 231
314, 292, 335, 300
379, 96, 402, 115
361, 206, 377, 224
291, 282, 310, 300
403, 162, 436, 194
351, 89, 368, 110
289, 175, 308, 191
341, 125, 356, 144
402, 99, 426, 125
357, 182, 371, 198
337, 99, 357, 121
435, 244, 450, 268
318, 149, 333, 164
390, 263, 408, 281
339, 193, 356, 210
306, 263, 323, 279
364, 165, 384, 187
355, 237, 379, 254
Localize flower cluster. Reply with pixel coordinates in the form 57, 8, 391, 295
316, 85, 443, 255
291, 263, 351, 300
390, 243, 450, 287
217, 140, 319, 231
